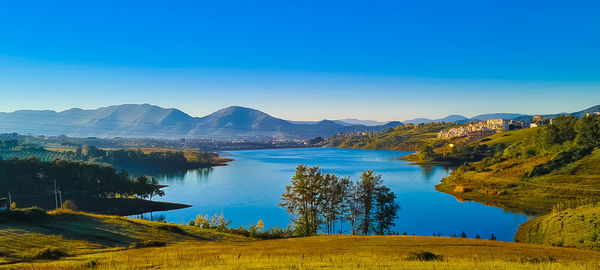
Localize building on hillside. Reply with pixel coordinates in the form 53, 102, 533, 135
467, 129, 497, 140
486, 119, 510, 132
585, 112, 600, 117
533, 115, 543, 122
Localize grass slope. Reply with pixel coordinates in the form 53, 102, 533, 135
437, 149, 600, 215
1, 211, 600, 269
515, 204, 600, 250
0, 209, 245, 265
477, 127, 539, 146
7, 235, 600, 269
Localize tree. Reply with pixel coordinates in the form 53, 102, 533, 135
338, 177, 353, 234
552, 115, 577, 143
418, 144, 436, 161
322, 173, 343, 234
279, 165, 326, 236
346, 181, 361, 235
372, 185, 400, 235
356, 170, 382, 235
576, 115, 600, 148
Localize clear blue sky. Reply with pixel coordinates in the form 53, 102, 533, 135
1, 0, 599, 121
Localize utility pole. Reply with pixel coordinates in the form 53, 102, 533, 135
54, 179, 58, 210
7, 192, 11, 210
58, 190, 63, 209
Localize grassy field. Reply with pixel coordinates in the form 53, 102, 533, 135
1, 211, 600, 269
437, 149, 600, 215
515, 204, 600, 250
477, 127, 539, 146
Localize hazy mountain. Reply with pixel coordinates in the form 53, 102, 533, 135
0, 104, 403, 140
512, 105, 600, 122
404, 115, 468, 124
402, 106, 599, 125
470, 113, 527, 121
336, 119, 388, 126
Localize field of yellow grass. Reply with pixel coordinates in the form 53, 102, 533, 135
1, 210, 600, 269
6, 235, 600, 269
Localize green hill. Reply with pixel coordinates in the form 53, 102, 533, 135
515, 204, 600, 250
0, 208, 245, 265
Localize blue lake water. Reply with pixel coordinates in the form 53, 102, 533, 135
146, 148, 528, 241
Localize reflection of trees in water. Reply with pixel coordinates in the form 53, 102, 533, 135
115, 165, 214, 181
133, 212, 166, 222
159, 167, 214, 183
420, 165, 435, 180
419, 165, 457, 180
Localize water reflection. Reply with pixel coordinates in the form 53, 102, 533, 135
144, 148, 528, 241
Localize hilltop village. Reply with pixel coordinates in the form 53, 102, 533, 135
438, 116, 546, 141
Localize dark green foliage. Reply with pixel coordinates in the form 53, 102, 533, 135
129, 240, 167, 249
279, 165, 326, 236
0, 158, 164, 201
0, 207, 50, 223
280, 166, 400, 236
406, 250, 443, 261
527, 147, 593, 178
461, 231, 467, 238
490, 233, 497, 241
372, 185, 401, 235
537, 116, 578, 150
576, 115, 600, 148
30, 246, 67, 260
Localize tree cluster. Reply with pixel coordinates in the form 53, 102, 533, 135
279, 165, 400, 236
0, 157, 164, 200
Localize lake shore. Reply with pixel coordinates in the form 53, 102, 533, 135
8, 193, 191, 216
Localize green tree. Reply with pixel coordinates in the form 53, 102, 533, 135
418, 144, 436, 161
357, 170, 382, 235
372, 185, 400, 235
279, 165, 326, 236
576, 115, 600, 148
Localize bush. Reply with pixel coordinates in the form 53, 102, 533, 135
82, 259, 100, 268
156, 224, 187, 235
405, 251, 443, 261
30, 246, 67, 260
129, 240, 167, 249
62, 200, 78, 211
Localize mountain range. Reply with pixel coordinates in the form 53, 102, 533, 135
0, 104, 402, 140
403, 106, 600, 124
1, 104, 598, 141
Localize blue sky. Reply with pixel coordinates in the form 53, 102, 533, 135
0, 0, 599, 121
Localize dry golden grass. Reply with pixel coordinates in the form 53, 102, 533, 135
5, 235, 600, 269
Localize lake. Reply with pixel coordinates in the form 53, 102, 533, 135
146, 148, 528, 241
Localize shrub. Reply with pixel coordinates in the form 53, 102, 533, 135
82, 259, 100, 268
62, 200, 78, 211
129, 240, 167, 249
157, 224, 187, 235
30, 246, 67, 260
405, 251, 443, 261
